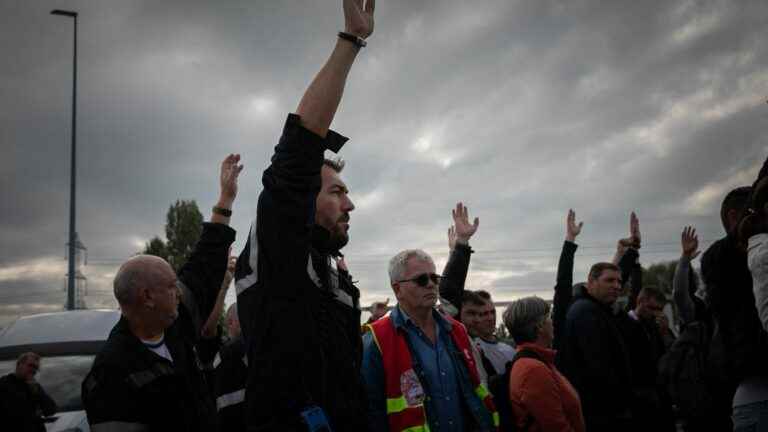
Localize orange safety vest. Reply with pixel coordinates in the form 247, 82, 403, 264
367, 314, 500, 432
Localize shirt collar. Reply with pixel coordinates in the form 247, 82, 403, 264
392, 305, 453, 332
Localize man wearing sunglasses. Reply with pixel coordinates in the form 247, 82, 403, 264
362, 249, 499, 432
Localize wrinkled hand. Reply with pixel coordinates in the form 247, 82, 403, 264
681, 226, 700, 259
343, 0, 375, 39
219, 154, 244, 205
370, 298, 389, 321
566, 209, 584, 242
452, 202, 479, 245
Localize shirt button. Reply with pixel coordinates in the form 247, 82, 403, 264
440, 371, 446, 376
445, 396, 450, 401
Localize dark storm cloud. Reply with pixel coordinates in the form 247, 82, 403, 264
1, 0, 767, 325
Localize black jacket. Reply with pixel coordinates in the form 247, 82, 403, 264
235, 114, 367, 432
703, 234, 768, 389
556, 291, 634, 431
82, 222, 235, 432
437, 242, 474, 317
552, 240, 578, 351
214, 336, 247, 431
0, 373, 56, 432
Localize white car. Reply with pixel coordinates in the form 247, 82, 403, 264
0, 310, 120, 432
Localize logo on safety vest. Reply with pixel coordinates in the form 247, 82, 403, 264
400, 369, 425, 406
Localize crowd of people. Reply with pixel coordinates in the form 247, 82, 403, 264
3, 0, 768, 431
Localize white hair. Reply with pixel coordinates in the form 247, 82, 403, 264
388, 249, 434, 284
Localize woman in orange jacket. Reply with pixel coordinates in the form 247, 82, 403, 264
502, 297, 585, 432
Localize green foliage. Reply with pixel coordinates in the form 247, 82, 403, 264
641, 260, 678, 296
142, 200, 203, 271
143, 236, 168, 260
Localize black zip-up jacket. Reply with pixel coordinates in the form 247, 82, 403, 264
556, 291, 634, 431
235, 114, 367, 432
82, 222, 235, 432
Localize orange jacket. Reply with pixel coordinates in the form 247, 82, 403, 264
509, 343, 585, 432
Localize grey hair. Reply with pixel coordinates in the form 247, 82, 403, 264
113, 264, 143, 306
323, 157, 345, 173
388, 249, 434, 284
502, 296, 550, 344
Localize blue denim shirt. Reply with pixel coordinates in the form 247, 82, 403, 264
362, 306, 496, 432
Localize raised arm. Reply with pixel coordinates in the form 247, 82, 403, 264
296, 0, 374, 137
439, 202, 479, 312
614, 212, 642, 309
177, 155, 239, 336
201, 255, 236, 339
553, 209, 582, 350
673, 226, 700, 325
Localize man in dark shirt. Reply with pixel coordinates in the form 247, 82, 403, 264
234, 1, 375, 430
0, 352, 57, 432
82, 155, 240, 431
557, 262, 634, 432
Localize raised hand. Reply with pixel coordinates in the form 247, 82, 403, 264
452, 202, 480, 246
566, 209, 584, 242
448, 226, 457, 251
219, 153, 244, 205
681, 226, 700, 259
343, 0, 375, 39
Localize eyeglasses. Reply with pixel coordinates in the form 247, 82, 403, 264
397, 273, 444, 287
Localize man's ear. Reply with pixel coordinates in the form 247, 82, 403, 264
392, 283, 401, 300
139, 286, 154, 309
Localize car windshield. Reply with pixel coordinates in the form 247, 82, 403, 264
0, 355, 94, 412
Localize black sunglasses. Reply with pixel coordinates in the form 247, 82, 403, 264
397, 273, 444, 287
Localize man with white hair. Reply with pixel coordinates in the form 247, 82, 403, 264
362, 249, 499, 432
81, 155, 240, 432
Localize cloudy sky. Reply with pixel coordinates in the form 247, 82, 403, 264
1, 0, 767, 327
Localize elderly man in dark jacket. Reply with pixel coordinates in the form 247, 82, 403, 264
557, 262, 634, 432
234, 1, 375, 431
81, 155, 240, 432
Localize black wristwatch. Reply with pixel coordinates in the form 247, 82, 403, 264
212, 206, 232, 217
338, 31, 366, 48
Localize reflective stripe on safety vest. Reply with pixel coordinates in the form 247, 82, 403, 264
368, 314, 499, 432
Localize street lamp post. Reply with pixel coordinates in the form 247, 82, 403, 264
51, 9, 79, 310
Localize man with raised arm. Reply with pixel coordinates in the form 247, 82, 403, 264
234, 1, 374, 430
438, 202, 480, 316
82, 155, 240, 432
